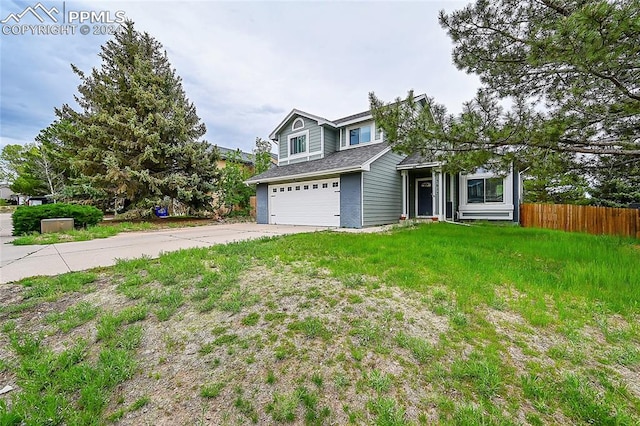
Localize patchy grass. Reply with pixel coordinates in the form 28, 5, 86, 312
11, 218, 223, 245
1, 223, 639, 424
11, 222, 157, 245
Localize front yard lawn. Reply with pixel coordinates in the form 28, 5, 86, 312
1, 223, 638, 424
10, 218, 224, 245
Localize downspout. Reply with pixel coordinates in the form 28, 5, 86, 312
518, 167, 530, 203
401, 170, 408, 219
438, 170, 444, 221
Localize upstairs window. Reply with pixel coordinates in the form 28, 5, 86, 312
349, 125, 371, 145
289, 133, 307, 155
292, 118, 304, 131
467, 177, 504, 203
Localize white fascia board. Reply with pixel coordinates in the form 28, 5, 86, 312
269, 109, 336, 139
335, 114, 374, 128
413, 93, 428, 103
333, 94, 428, 130
317, 119, 337, 128
245, 165, 364, 185
396, 161, 444, 170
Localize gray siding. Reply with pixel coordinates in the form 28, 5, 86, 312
362, 150, 404, 226
286, 156, 309, 165
277, 116, 322, 160
256, 184, 269, 224
340, 173, 362, 228
324, 128, 338, 155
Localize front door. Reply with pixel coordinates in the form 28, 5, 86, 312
417, 179, 433, 216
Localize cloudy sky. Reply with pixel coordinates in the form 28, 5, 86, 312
1, 0, 479, 154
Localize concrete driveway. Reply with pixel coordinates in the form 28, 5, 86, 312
0, 214, 328, 283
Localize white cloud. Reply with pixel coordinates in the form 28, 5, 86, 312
1, 0, 479, 153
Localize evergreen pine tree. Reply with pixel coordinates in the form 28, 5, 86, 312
57, 20, 218, 213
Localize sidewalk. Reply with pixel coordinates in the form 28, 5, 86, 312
0, 218, 328, 283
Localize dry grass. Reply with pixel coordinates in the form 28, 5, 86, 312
1, 224, 639, 425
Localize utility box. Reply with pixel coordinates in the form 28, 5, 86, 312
41, 218, 74, 234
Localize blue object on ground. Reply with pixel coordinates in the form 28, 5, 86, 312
154, 207, 168, 217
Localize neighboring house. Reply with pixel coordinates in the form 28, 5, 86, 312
216, 146, 277, 173
0, 183, 15, 201
216, 146, 254, 170
245, 95, 520, 228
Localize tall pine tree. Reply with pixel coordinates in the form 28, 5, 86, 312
57, 21, 218, 213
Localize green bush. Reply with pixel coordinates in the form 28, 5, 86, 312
12, 204, 104, 235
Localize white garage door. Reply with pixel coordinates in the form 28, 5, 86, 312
269, 178, 340, 226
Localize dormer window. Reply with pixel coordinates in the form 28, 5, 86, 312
342, 121, 381, 149
290, 134, 306, 154
292, 118, 304, 131
349, 125, 371, 145
288, 130, 309, 156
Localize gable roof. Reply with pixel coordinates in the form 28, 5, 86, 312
217, 146, 254, 164
397, 152, 442, 169
270, 94, 430, 140
333, 110, 372, 126
269, 109, 336, 140
245, 143, 392, 184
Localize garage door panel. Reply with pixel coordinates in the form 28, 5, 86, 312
269, 178, 340, 226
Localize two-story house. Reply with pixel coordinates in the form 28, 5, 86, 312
245, 95, 521, 228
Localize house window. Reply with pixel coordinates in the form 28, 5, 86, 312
467, 178, 504, 203
290, 134, 306, 155
295, 186, 300, 191
280, 188, 285, 192
287, 187, 292, 191
332, 182, 339, 187
304, 185, 309, 190
292, 118, 304, 131
322, 183, 328, 188
312, 184, 318, 189
272, 188, 277, 193
349, 125, 372, 145
287, 129, 309, 157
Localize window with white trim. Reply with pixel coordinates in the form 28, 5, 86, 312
349, 125, 372, 145
292, 118, 304, 131
288, 132, 307, 156
467, 177, 504, 203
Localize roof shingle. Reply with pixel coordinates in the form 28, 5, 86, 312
245, 143, 390, 183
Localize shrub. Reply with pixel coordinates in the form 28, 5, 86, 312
12, 204, 103, 235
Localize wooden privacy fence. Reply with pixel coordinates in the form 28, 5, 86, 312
520, 203, 640, 239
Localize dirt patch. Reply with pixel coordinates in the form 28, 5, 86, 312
2, 261, 638, 424
93, 264, 453, 425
